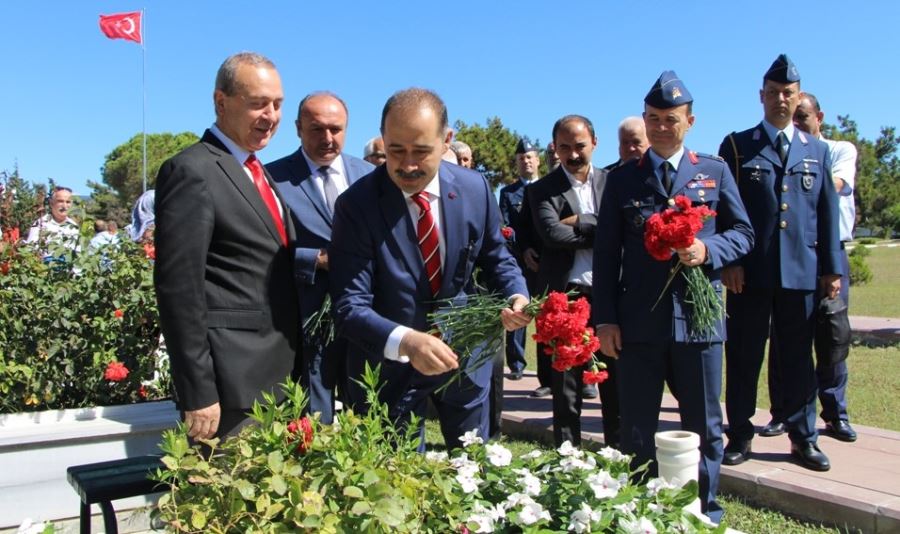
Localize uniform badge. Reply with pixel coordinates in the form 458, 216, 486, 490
802, 173, 814, 191
752, 129, 761, 141
633, 214, 645, 227
672, 87, 682, 99
694, 173, 710, 181
750, 165, 762, 181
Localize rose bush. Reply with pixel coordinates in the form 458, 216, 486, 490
0, 234, 169, 412
155, 365, 723, 533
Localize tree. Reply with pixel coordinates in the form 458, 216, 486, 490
1, 165, 48, 236
454, 118, 546, 190
824, 116, 900, 238
91, 132, 199, 219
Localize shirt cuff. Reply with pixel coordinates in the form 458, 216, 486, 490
384, 326, 412, 363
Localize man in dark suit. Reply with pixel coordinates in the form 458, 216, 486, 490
154, 52, 299, 440
528, 115, 619, 448
498, 139, 547, 390
719, 55, 842, 472
593, 72, 754, 523
328, 88, 530, 450
267, 92, 374, 424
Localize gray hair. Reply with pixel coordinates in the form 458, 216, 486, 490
363, 136, 382, 158
215, 52, 276, 96
449, 141, 472, 157
618, 116, 645, 133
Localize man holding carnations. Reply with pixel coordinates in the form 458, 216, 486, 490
591, 71, 754, 524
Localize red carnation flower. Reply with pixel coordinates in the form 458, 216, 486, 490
0, 261, 9, 275
114, 309, 124, 319
104, 361, 129, 382
500, 226, 514, 240
533, 292, 601, 373
583, 369, 609, 385
143, 242, 156, 260
286, 417, 314, 454
138, 385, 148, 399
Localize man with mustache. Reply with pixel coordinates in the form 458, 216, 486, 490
719, 55, 842, 472
527, 115, 620, 448
155, 52, 299, 441
267, 92, 373, 424
328, 88, 529, 449
25, 186, 81, 258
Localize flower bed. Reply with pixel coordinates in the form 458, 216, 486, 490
155, 366, 723, 533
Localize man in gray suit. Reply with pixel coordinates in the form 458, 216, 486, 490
267, 92, 374, 423
155, 52, 299, 440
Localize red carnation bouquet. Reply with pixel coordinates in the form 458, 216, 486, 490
532, 291, 607, 384
643, 195, 722, 337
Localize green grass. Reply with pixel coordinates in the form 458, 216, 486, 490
847, 243, 900, 317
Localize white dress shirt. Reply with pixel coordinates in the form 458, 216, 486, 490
820, 136, 858, 241
301, 148, 349, 212
561, 165, 597, 287
210, 123, 283, 216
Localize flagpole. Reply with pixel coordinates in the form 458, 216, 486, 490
141, 7, 147, 193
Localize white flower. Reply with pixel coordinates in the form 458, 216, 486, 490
586, 469, 621, 499
599, 446, 628, 463
516, 499, 551, 526
16, 519, 49, 534
647, 502, 663, 514
425, 450, 448, 463
620, 516, 658, 534
485, 443, 512, 466
456, 472, 482, 494
557, 440, 582, 457
614, 499, 638, 515
505, 492, 531, 508
645, 477, 677, 496
467, 502, 505, 532
568, 503, 601, 533
559, 454, 596, 472
460, 428, 483, 447
513, 468, 542, 496
522, 449, 543, 460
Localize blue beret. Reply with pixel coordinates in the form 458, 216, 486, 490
516, 138, 538, 154
644, 70, 693, 109
764, 54, 800, 83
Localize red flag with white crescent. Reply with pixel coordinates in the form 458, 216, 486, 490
99, 11, 142, 44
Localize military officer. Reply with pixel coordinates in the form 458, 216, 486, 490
719, 55, 842, 472
592, 71, 753, 524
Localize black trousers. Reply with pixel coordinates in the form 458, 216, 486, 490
551, 283, 620, 447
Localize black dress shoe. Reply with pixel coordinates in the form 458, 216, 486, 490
508, 369, 524, 381
530, 386, 552, 398
581, 384, 598, 399
826, 420, 858, 442
759, 420, 786, 437
722, 440, 751, 465
791, 442, 831, 471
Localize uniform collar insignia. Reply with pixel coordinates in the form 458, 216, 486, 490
752, 129, 761, 141
798, 131, 808, 144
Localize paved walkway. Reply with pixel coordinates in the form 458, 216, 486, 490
850, 315, 900, 344
500, 369, 900, 533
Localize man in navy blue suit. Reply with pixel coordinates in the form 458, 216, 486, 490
267, 92, 374, 424
329, 88, 530, 449
719, 55, 842, 472
592, 71, 754, 523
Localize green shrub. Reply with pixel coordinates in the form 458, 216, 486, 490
856, 237, 877, 245
849, 245, 871, 258
849, 253, 873, 286
0, 236, 169, 412
155, 366, 721, 533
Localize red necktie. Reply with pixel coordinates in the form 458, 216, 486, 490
413, 191, 442, 297
245, 155, 287, 246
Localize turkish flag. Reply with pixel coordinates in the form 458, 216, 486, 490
99, 12, 142, 44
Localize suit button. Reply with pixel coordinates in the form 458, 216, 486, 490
780, 220, 788, 229
782, 184, 789, 192
781, 203, 789, 211
667, 198, 675, 206
698, 190, 706, 197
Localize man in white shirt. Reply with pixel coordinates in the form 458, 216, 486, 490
25, 186, 81, 257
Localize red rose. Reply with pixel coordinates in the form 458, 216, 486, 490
143, 242, 156, 260
104, 361, 129, 382
0, 261, 9, 275
583, 369, 609, 385
500, 226, 514, 240
2, 227, 19, 243
286, 416, 314, 453
138, 385, 148, 399
114, 309, 124, 319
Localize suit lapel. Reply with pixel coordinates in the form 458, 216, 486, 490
438, 170, 463, 297
202, 131, 284, 246
670, 153, 695, 195
377, 171, 428, 297
753, 123, 782, 168
288, 151, 331, 224
552, 168, 581, 215
639, 156, 667, 198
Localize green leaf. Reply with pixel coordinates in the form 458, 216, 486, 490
190, 509, 207, 529
234, 479, 256, 501
350, 501, 372, 515
267, 450, 284, 473
271, 474, 287, 496
343, 486, 364, 499
240, 441, 253, 458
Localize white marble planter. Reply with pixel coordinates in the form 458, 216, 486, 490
0, 400, 178, 528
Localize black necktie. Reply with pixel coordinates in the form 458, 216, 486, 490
775, 132, 788, 165
661, 162, 673, 194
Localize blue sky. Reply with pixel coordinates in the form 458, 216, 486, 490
2, 1, 898, 195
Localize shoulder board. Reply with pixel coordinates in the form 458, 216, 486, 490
693, 152, 725, 162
